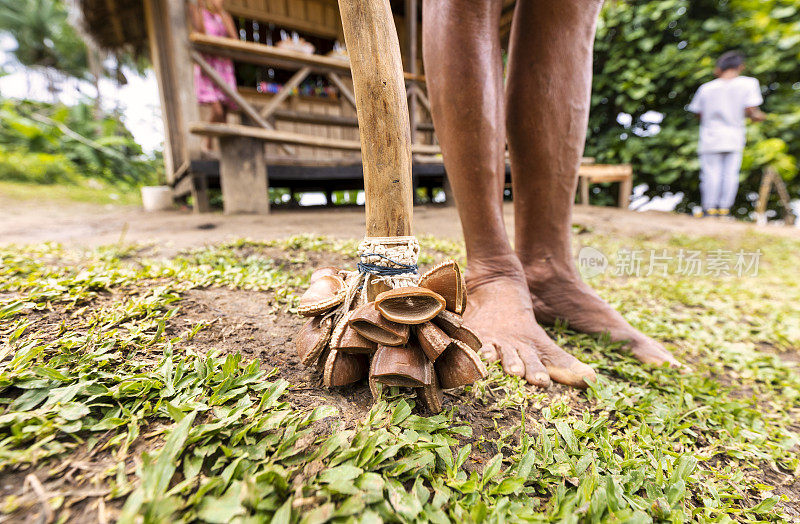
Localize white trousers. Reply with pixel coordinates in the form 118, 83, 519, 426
699, 151, 743, 210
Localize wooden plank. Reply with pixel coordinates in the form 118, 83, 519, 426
167, 0, 202, 165
191, 50, 294, 155
766, 166, 797, 225
411, 84, 432, 117
269, 108, 434, 130
259, 66, 311, 118
144, 0, 202, 184
190, 32, 425, 82
326, 73, 357, 109
219, 136, 270, 214
190, 121, 442, 154
579, 164, 633, 182
755, 168, 772, 217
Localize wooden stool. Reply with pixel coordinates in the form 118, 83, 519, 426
578, 164, 633, 208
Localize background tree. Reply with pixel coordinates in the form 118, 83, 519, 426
588, 0, 800, 217
0, 0, 89, 97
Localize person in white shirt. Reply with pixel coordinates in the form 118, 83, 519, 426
687, 51, 766, 218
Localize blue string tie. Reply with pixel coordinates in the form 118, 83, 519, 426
357, 252, 418, 277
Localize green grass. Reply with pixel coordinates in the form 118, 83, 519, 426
0, 231, 798, 522
0, 180, 143, 206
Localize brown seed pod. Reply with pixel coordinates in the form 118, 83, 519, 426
330, 311, 378, 354
349, 302, 410, 346
323, 350, 369, 387
298, 274, 346, 317
433, 309, 463, 331
435, 339, 488, 389
432, 310, 482, 352
370, 343, 431, 388
415, 322, 451, 362
374, 286, 446, 324
309, 266, 340, 284
416, 363, 444, 414
419, 260, 466, 314
295, 316, 333, 367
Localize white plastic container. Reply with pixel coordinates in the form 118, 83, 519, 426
140, 186, 173, 212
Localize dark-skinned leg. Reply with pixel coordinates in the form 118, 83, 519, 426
422, 0, 594, 387
506, 0, 682, 369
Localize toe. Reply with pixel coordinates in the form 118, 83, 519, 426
479, 341, 499, 362
494, 340, 525, 377
515, 346, 550, 388
630, 336, 685, 370
546, 361, 596, 389
536, 339, 596, 389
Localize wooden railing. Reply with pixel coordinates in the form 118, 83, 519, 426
188, 32, 438, 163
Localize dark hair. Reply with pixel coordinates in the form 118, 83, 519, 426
716, 51, 745, 72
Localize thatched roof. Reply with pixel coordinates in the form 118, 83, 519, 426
74, 0, 148, 54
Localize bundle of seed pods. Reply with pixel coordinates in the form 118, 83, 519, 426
294, 257, 487, 413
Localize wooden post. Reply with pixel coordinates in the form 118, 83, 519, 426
579, 175, 590, 205
759, 166, 797, 226
144, 0, 201, 184
755, 169, 772, 219
191, 174, 211, 213
219, 136, 270, 214
338, 0, 413, 237
618, 167, 632, 209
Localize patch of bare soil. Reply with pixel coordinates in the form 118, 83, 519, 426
178, 287, 375, 427
3, 198, 798, 250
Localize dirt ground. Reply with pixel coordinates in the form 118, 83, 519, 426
2, 197, 798, 249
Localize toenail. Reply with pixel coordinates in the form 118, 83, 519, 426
534, 372, 550, 385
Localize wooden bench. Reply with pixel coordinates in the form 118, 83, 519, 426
188, 121, 444, 214
578, 164, 633, 208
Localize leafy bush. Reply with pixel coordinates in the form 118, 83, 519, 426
0, 98, 162, 189
589, 0, 800, 217
0, 148, 78, 184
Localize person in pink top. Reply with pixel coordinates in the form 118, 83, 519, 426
190, 0, 239, 155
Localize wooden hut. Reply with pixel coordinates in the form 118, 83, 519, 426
78, 0, 516, 213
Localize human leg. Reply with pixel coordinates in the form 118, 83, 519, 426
423, 0, 592, 386
506, 0, 683, 369
717, 151, 743, 213
699, 152, 724, 212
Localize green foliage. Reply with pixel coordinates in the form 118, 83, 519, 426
0, 0, 88, 79
0, 149, 77, 185
589, 0, 800, 216
0, 98, 161, 188
0, 231, 798, 521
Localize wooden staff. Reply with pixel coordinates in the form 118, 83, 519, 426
337, 0, 414, 237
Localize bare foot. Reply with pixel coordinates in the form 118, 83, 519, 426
523, 260, 684, 369
464, 255, 596, 388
